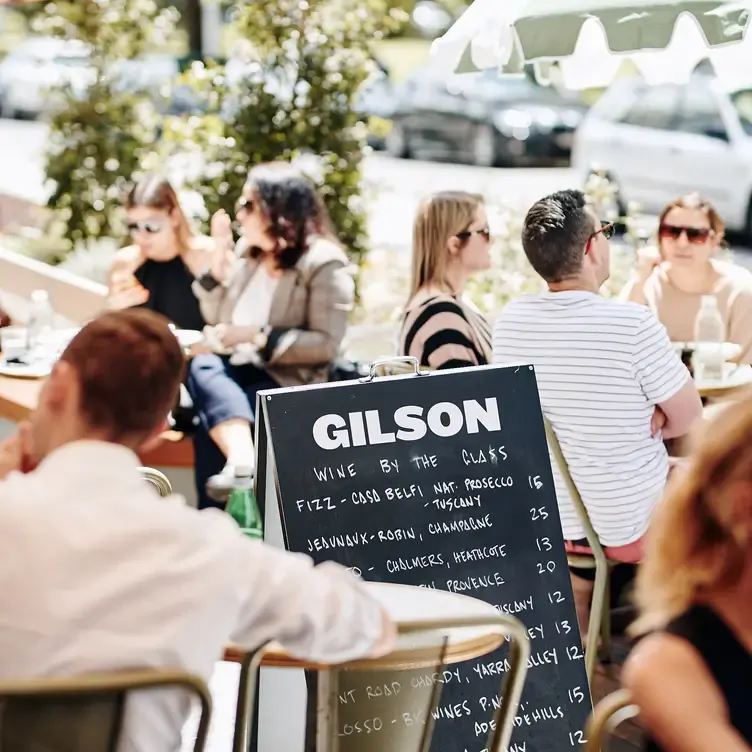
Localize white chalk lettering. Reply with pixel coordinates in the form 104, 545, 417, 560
312, 398, 501, 450
312, 463, 356, 482
494, 596, 534, 614
387, 553, 444, 572
446, 572, 505, 593
376, 527, 416, 542
431, 700, 471, 720
453, 545, 506, 563
427, 514, 493, 535
431, 494, 480, 511
464, 476, 513, 490
307, 532, 370, 552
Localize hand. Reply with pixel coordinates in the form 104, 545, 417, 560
0, 422, 34, 479
651, 406, 667, 437
215, 324, 259, 349
106, 285, 150, 310
636, 246, 662, 281
210, 209, 235, 283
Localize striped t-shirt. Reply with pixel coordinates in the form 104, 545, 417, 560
399, 292, 492, 370
492, 290, 690, 547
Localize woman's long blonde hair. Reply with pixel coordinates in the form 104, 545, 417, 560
633, 392, 752, 634
409, 191, 483, 297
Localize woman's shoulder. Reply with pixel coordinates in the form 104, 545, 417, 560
300, 237, 350, 270
714, 259, 752, 296
404, 290, 467, 316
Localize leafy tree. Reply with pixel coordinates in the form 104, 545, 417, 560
33, 0, 177, 244
162, 0, 406, 273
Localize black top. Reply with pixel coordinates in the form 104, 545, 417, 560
133, 256, 205, 331
645, 605, 752, 751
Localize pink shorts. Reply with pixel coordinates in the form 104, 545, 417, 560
564, 535, 645, 564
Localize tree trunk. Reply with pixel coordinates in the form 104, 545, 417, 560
184, 0, 203, 57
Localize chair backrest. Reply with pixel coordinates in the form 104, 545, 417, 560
0, 668, 212, 752
584, 689, 639, 752
316, 613, 529, 752
542, 416, 606, 565
139, 466, 172, 498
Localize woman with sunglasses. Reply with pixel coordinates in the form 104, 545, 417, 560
106, 174, 212, 332
189, 162, 354, 507
398, 191, 493, 370
621, 193, 752, 362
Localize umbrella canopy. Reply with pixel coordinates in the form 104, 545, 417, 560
430, 0, 752, 88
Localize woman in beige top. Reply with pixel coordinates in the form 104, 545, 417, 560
621, 193, 752, 363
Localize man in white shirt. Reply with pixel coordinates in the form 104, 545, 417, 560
493, 190, 702, 628
0, 309, 394, 752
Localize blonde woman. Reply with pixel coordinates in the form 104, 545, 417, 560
624, 398, 752, 751
398, 191, 492, 370
107, 174, 212, 330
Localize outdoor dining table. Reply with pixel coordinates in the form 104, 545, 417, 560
219, 581, 526, 752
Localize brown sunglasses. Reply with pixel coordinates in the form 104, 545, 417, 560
658, 224, 712, 244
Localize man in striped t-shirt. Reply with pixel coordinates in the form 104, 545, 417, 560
493, 190, 702, 626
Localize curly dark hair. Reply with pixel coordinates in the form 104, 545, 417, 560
245, 162, 339, 269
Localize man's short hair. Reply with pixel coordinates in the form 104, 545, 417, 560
521, 189, 595, 283
60, 309, 184, 442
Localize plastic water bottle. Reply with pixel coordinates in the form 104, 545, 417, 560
693, 295, 725, 382
225, 466, 263, 539
26, 289, 55, 351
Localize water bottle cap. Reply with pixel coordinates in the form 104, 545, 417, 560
31, 290, 50, 303
234, 465, 254, 478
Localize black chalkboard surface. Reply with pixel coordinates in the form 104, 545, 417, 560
257, 363, 592, 752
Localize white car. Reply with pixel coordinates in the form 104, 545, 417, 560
0, 38, 94, 119
571, 73, 752, 235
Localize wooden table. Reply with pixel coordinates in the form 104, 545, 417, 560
223, 582, 529, 752
0, 371, 194, 467
224, 582, 514, 671
695, 363, 752, 399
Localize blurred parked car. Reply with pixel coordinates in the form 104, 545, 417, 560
386, 67, 587, 167
355, 65, 398, 150
572, 73, 752, 235
0, 38, 94, 118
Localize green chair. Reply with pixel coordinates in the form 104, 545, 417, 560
0, 668, 212, 752
543, 417, 617, 682
584, 689, 639, 752
139, 466, 172, 497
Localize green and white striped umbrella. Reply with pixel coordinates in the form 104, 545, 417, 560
430, 0, 752, 87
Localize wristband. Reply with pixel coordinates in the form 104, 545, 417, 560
197, 269, 220, 292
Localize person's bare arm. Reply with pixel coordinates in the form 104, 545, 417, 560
106, 246, 149, 310
619, 247, 662, 304
624, 634, 751, 752
657, 379, 703, 439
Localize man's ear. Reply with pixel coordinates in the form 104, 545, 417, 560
42, 361, 78, 416
137, 419, 170, 457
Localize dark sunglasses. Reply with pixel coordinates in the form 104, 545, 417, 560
658, 224, 712, 244
126, 220, 167, 235
456, 227, 491, 242
236, 196, 254, 214
591, 220, 614, 241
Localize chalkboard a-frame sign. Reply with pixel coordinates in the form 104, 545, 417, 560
255, 361, 593, 752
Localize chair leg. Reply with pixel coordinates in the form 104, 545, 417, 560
586, 565, 607, 683
598, 573, 613, 669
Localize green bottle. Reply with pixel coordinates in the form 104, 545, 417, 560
226, 466, 263, 540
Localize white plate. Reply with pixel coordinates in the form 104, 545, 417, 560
672, 341, 742, 362
174, 329, 204, 349
0, 358, 52, 379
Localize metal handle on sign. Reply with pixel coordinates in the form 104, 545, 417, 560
360, 356, 425, 383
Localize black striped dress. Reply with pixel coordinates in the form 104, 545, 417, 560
398, 292, 493, 370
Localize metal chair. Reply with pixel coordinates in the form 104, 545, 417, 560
543, 417, 617, 682
316, 613, 530, 752
0, 668, 212, 752
231, 645, 268, 752
139, 466, 172, 497
584, 689, 639, 752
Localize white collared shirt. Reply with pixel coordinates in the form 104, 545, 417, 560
0, 441, 384, 752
